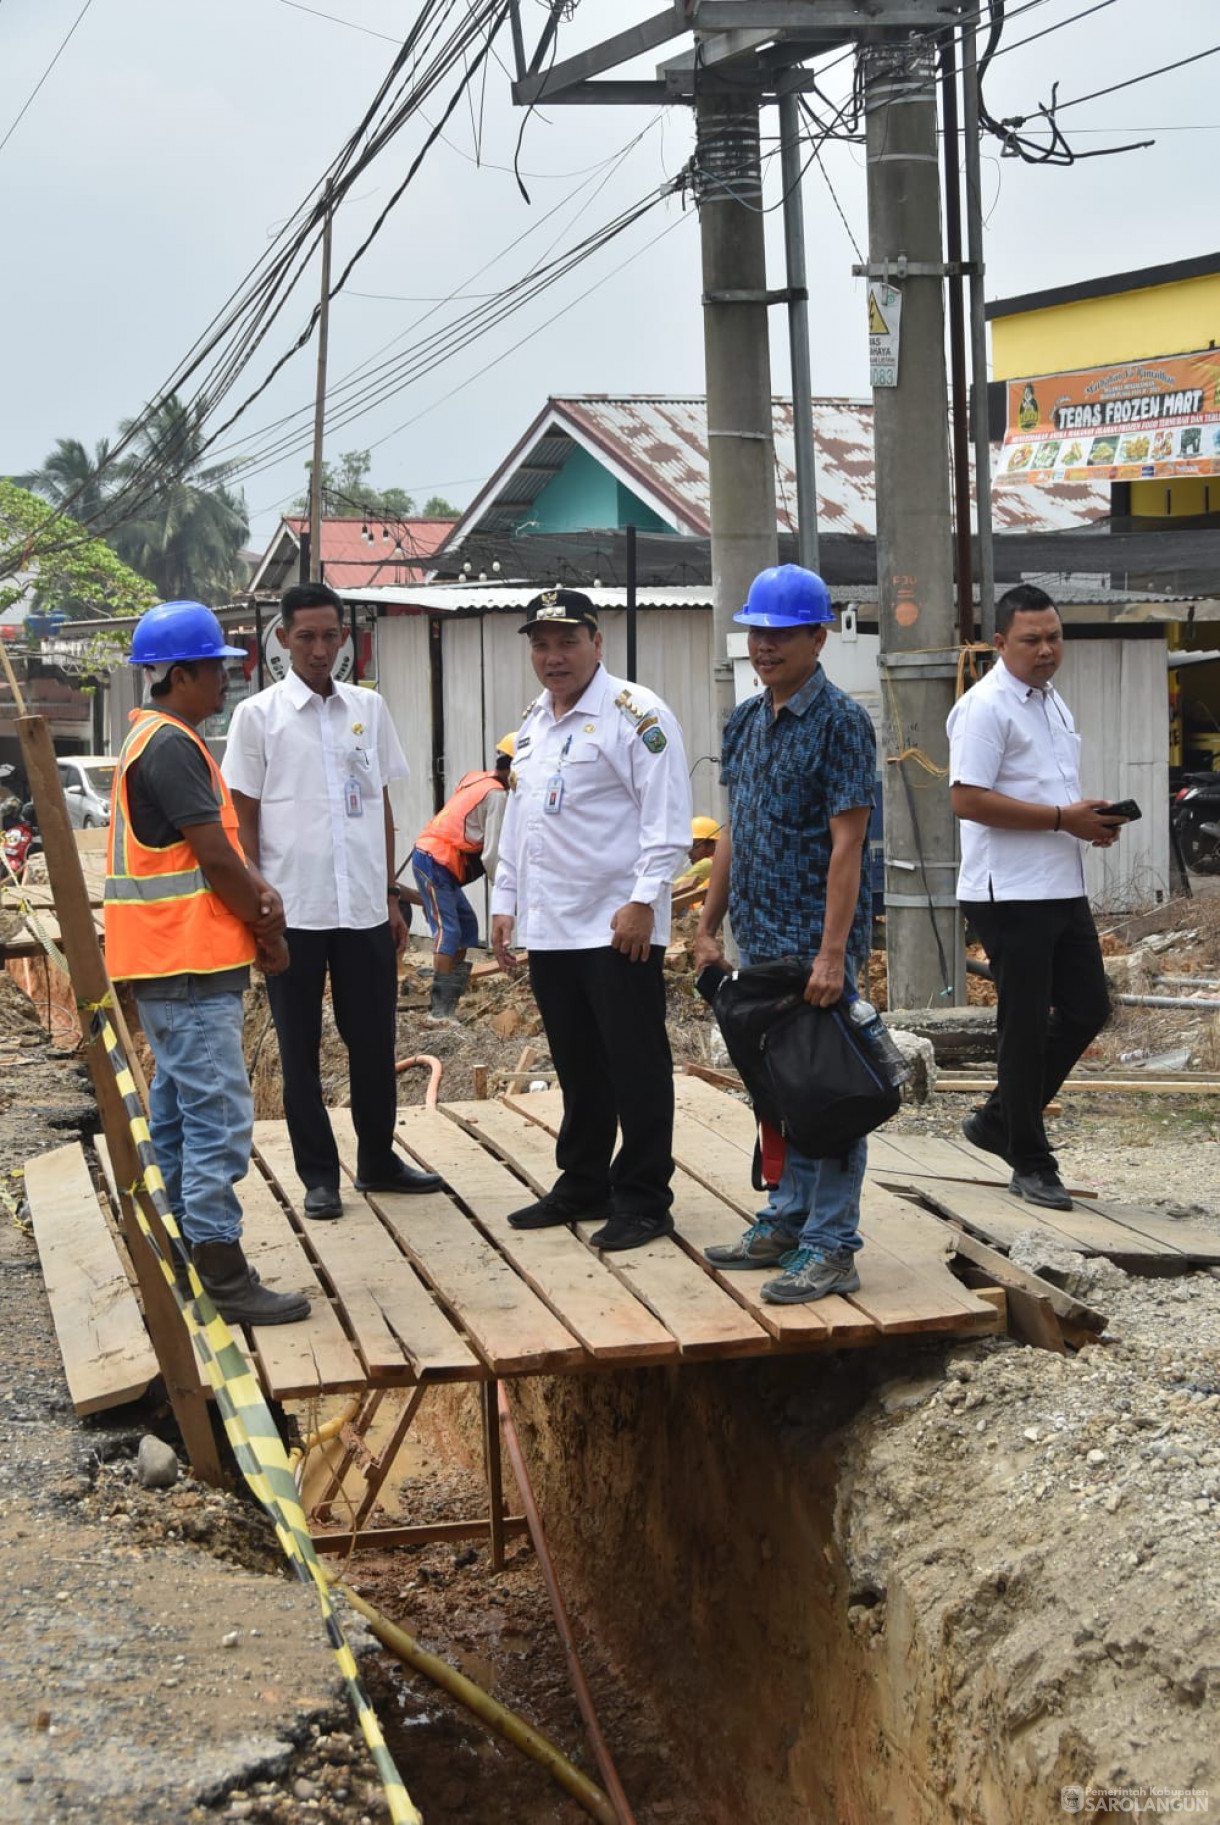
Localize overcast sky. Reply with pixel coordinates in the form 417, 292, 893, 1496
2, 0, 1216, 552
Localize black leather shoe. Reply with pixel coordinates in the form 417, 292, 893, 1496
303, 1185, 343, 1220
354, 1160, 442, 1195
508, 1193, 612, 1231
961, 1109, 1011, 1163
1009, 1167, 1073, 1211
589, 1210, 675, 1252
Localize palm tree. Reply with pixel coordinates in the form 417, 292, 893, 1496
25, 436, 114, 528
110, 394, 250, 603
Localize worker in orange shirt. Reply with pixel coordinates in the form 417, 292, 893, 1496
410, 735, 514, 1024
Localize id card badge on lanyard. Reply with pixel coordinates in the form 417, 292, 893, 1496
544, 733, 573, 815
344, 777, 363, 818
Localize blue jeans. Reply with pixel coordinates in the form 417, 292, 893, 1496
740, 951, 866, 1258
412, 848, 481, 958
136, 987, 253, 1248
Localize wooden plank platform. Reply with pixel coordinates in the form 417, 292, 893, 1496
328, 1110, 594, 1374
37, 1082, 1127, 1429
25, 1142, 159, 1415
253, 1123, 481, 1384
235, 1164, 366, 1400
910, 1178, 1180, 1265
398, 1106, 690, 1363
501, 1087, 995, 1347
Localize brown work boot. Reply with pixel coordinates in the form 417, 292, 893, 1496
191, 1239, 311, 1326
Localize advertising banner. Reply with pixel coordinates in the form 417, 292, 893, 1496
998, 348, 1220, 485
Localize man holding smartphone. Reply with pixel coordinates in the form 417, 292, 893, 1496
947, 584, 1127, 1210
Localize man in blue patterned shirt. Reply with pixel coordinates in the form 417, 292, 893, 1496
694, 565, 877, 1303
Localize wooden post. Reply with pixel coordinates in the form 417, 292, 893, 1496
16, 713, 222, 1485
482, 1379, 506, 1572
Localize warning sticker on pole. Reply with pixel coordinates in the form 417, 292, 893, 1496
868, 282, 902, 388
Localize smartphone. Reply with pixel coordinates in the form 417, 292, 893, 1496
1099, 798, 1142, 822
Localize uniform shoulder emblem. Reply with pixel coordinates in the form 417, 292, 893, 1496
614, 687, 649, 729
520, 695, 539, 718
641, 725, 668, 753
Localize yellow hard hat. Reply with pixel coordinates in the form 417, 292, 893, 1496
495, 731, 516, 757
691, 816, 721, 842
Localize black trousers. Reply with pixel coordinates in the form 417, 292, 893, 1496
528, 946, 674, 1218
265, 924, 399, 1189
961, 895, 1110, 1173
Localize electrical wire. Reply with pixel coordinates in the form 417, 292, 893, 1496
6, 0, 513, 575
1052, 43, 1220, 113
0, 0, 95, 159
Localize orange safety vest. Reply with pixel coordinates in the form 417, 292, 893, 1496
104, 709, 256, 983
414, 770, 504, 884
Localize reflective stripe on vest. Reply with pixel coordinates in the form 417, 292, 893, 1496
104, 710, 256, 981
413, 771, 503, 883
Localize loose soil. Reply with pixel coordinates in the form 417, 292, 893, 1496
1, 893, 1219, 1822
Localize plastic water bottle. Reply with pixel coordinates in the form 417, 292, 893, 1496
847, 997, 910, 1087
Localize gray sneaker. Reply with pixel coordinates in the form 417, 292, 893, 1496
704, 1220, 799, 1268
761, 1246, 861, 1305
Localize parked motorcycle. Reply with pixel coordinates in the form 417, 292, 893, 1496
1172, 772, 1220, 874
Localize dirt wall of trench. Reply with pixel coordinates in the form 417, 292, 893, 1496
423, 1337, 1216, 1825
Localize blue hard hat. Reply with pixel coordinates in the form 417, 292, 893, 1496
734, 564, 834, 628
128, 600, 246, 665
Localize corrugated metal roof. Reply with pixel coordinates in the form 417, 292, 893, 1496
343, 583, 713, 613
248, 516, 457, 594
443, 396, 1112, 551
345, 579, 1212, 629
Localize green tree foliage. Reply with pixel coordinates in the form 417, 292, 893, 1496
109, 395, 250, 603
24, 396, 250, 606
23, 436, 114, 527
422, 495, 459, 518
293, 450, 421, 520
0, 479, 157, 625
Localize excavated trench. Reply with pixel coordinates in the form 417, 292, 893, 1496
419, 1326, 1219, 1825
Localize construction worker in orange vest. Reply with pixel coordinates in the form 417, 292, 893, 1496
105, 599, 310, 1326
410, 734, 514, 1024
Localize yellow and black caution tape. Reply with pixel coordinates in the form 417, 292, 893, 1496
93, 1007, 421, 1825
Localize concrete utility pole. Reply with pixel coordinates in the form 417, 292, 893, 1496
861, 36, 964, 1009
962, 16, 996, 641
778, 82, 819, 573
308, 182, 334, 585
695, 88, 779, 731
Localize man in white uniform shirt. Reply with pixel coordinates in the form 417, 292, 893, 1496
491, 589, 692, 1251
223, 583, 440, 1218
948, 584, 1124, 1210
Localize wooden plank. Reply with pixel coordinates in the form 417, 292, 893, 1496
327, 1112, 588, 1375
940, 1075, 1220, 1095
423, 1105, 678, 1362
1084, 1200, 1220, 1264
26, 1142, 159, 1416
908, 1179, 1172, 1262
673, 1074, 756, 1153
496, 1090, 872, 1347
573, 1206, 773, 1360
236, 1163, 366, 1399
871, 1131, 1011, 1186
939, 1224, 1109, 1333
252, 1122, 480, 1384
854, 1183, 1004, 1336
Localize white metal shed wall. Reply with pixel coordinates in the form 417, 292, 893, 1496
374, 613, 433, 876
374, 610, 1171, 930
1057, 640, 1170, 911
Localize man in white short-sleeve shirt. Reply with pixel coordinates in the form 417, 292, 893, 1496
947, 584, 1125, 1211
490, 588, 692, 1252
223, 582, 440, 1218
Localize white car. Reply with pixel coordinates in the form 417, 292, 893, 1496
56, 754, 117, 828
